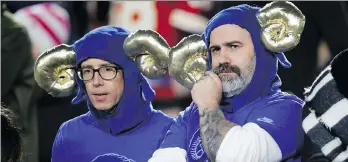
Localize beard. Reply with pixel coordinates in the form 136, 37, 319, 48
212, 56, 256, 98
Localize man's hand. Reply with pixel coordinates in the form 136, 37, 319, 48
191, 71, 222, 113
191, 71, 239, 161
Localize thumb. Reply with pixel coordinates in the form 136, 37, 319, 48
206, 71, 222, 86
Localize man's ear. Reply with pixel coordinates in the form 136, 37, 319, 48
331, 49, 348, 98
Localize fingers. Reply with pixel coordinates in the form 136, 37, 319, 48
194, 71, 222, 86
187, 73, 197, 83
194, 72, 207, 82
196, 71, 219, 83
205, 71, 221, 84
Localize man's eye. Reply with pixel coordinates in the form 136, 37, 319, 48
211, 48, 220, 53
105, 67, 114, 71
82, 69, 91, 74
230, 44, 239, 49
101, 67, 116, 72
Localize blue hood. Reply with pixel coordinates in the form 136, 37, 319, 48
71, 26, 156, 134
202, 4, 292, 113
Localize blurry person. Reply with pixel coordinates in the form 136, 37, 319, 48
1, 4, 38, 162
302, 49, 348, 161
13, 2, 71, 60
12, 4, 83, 161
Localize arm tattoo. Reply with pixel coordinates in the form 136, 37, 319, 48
199, 108, 238, 161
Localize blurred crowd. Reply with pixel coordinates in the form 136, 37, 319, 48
1, 1, 348, 162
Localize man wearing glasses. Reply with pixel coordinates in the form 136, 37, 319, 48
50, 26, 173, 162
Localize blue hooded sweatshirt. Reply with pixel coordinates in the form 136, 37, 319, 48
158, 4, 304, 162
51, 26, 173, 162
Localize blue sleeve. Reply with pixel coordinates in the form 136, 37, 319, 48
159, 110, 188, 151
51, 123, 69, 162
246, 99, 304, 159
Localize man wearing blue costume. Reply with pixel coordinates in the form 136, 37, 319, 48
149, 2, 305, 162
35, 26, 173, 162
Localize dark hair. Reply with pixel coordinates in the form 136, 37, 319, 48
331, 49, 348, 98
1, 105, 22, 162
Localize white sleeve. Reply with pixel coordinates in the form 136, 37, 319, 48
216, 123, 282, 162
148, 147, 187, 162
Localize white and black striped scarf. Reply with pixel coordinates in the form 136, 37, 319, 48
302, 64, 348, 162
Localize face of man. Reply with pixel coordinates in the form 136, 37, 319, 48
80, 58, 124, 110
209, 24, 256, 97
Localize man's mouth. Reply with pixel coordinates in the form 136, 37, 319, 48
218, 72, 237, 77
213, 63, 241, 76
93, 93, 108, 101
93, 93, 108, 96
219, 72, 236, 75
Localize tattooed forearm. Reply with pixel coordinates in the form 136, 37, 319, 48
199, 108, 238, 161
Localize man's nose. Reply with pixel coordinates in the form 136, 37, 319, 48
218, 49, 232, 64
92, 71, 103, 86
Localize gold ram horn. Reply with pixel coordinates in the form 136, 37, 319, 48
34, 44, 76, 97
123, 30, 171, 79
256, 1, 306, 52
169, 34, 208, 89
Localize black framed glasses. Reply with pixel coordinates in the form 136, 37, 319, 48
77, 66, 121, 81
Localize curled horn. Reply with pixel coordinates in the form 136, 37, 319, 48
34, 44, 77, 97
169, 34, 208, 89
256, 1, 306, 52
123, 30, 171, 79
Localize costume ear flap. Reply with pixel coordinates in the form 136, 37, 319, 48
275, 52, 292, 68
72, 87, 85, 104
138, 75, 155, 102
